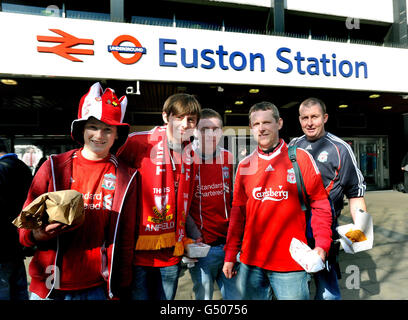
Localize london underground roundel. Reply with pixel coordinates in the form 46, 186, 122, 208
108, 35, 146, 65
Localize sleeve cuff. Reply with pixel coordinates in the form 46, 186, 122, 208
314, 237, 331, 255
224, 249, 238, 263
23, 230, 37, 247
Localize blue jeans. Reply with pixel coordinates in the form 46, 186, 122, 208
131, 264, 181, 300
0, 260, 28, 300
238, 262, 310, 300
29, 285, 107, 300
313, 265, 342, 300
189, 244, 241, 300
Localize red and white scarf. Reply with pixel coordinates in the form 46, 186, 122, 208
136, 126, 195, 256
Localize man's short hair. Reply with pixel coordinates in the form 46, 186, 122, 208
200, 108, 223, 126
300, 97, 327, 114
248, 101, 280, 124
162, 93, 201, 122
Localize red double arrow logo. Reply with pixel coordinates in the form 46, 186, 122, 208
37, 29, 94, 62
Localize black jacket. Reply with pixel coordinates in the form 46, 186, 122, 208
402, 152, 408, 168
0, 153, 32, 262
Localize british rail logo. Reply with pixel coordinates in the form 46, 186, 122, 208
108, 35, 146, 65
36, 29, 94, 62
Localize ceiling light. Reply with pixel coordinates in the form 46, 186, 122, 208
338, 104, 348, 108
1, 79, 18, 85
249, 88, 259, 94
234, 100, 244, 105
382, 106, 392, 110
217, 86, 224, 92
177, 86, 187, 92
225, 110, 232, 113
281, 101, 299, 109
369, 94, 380, 98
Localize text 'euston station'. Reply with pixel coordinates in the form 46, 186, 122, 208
158, 38, 368, 79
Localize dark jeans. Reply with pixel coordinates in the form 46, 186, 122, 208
130, 264, 181, 300
30, 285, 107, 300
313, 264, 341, 300
238, 262, 310, 300
189, 244, 241, 300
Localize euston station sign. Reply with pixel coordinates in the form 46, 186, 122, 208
0, 12, 407, 93
159, 38, 368, 79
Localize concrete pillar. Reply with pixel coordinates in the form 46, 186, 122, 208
274, 0, 285, 33
110, 0, 124, 22
387, 0, 408, 46
267, 0, 285, 33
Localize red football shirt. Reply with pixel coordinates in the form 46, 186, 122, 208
189, 149, 233, 244
231, 140, 330, 271
58, 150, 117, 290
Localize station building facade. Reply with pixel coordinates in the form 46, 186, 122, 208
1, 0, 408, 190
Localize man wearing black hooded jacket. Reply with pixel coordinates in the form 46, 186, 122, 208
0, 139, 32, 300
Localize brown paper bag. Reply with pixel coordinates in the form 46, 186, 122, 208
13, 190, 85, 229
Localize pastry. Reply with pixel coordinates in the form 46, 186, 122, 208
345, 229, 367, 243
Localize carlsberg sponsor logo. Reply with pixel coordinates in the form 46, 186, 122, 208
252, 186, 288, 202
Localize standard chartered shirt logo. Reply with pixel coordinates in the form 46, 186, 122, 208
196, 182, 224, 198
252, 186, 289, 202
82, 192, 113, 210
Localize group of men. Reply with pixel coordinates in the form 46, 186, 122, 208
0, 82, 366, 301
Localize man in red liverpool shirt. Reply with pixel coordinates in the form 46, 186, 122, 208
222, 101, 332, 300
18, 82, 138, 300
186, 108, 241, 300
117, 93, 201, 300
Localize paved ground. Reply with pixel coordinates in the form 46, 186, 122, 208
23, 190, 408, 300
175, 190, 408, 300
